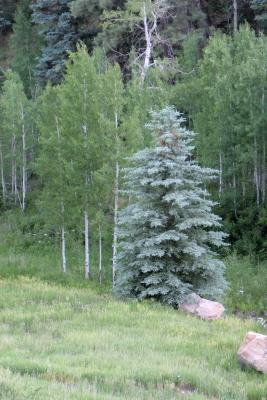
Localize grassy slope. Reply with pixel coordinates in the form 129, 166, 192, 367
0, 278, 266, 400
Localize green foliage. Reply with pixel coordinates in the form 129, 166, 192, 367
1, 1, 267, 300
174, 25, 267, 257
116, 107, 227, 306
0, 70, 34, 209
70, 0, 118, 50
225, 254, 267, 314
35, 45, 128, 274
0, 212, 112, 286
224, 205, 267, 257
10, 0, 42, 97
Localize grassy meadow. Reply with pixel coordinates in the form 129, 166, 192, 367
0, 277, 266, 400
0, 221, 266, 399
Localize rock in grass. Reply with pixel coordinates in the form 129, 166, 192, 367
237, 331, 267, 373
180, 293, 225, 320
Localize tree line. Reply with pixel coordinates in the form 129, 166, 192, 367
1, 1, 267, 284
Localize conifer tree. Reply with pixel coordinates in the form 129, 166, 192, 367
31, 0, 78, 85
115, 107, 227, 306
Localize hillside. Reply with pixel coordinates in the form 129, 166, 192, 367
0, 277, 266, 400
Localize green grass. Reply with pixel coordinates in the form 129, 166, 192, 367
0, 277, 266, 400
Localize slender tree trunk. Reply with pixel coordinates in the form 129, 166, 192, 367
61, 224, 67, 273
112, 112, 120, 286
140, 2, 157, 85
254, 136, 260, 206
99, 224, 102, 285
21, 106, 27, 212
84, 210, 90, 279
11, 134, 19, 203
56, 116, 67, 272
0, 142, 6, 203
262, 140, 266, 203
81, 120, 91, 281
112, 161, 119, 287
61, 200, 67, 273
141, 3, 152, 85
233, 0, 238, 32
232, 162, 237, 218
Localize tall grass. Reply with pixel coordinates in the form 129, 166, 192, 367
0, 278, 266, 399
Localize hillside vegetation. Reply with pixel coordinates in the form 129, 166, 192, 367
0, 277, 266, 400
0, 2, 267, 398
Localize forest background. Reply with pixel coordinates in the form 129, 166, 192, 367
0, 0, 267, 314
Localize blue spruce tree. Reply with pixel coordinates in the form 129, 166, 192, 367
115, 107, 227, 307
31, 0, 78, 85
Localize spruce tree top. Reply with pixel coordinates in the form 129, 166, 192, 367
115, 107, 227, 307
32, 0, 78, 85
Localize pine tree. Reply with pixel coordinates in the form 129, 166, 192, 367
31, 0, 78, 85
115, 107, 227, 307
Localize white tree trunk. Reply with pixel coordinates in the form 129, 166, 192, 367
21, 106, 27, 212
254, 136, 260, 206
262, 140, 266, 203
61, 199, 67, 273
112, 112, 120, 286
61, 224, 67, 273
99, 224, 102, 285
11, 134, 19, 203
56, 117, 67, 273
233, 0, 238, 32
84, 210, 90, 279
139, 2, 158, 85
140, 3, 152, 85
0, 142, 6, 203
112, 161, 119, 287
261, 90, 265, 203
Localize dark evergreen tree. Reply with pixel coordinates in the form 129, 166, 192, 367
31, 0, 79, 85
115, 107, 227, 307
70, 0, 122, 51
251, 0, 267, 31
0, 0, 19, 33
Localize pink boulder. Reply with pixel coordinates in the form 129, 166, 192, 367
237, 331, 267, 373
180, 293, 225, 320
